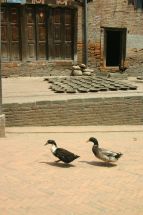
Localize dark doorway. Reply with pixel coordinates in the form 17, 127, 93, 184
105, 29, 126, 67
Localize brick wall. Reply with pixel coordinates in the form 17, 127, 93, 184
2, 61, 72, 77
3, 96, 143, 126
1, 0, 143, 77
87, 0, 143, 68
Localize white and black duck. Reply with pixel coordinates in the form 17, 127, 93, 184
87, 137, 123, 163
45, 139, 80, 164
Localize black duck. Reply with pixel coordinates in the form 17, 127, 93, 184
45, 140, 80, 164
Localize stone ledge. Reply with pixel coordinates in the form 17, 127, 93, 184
3, 96, 143, 126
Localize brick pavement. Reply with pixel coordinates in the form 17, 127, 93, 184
0, 126, 143, 215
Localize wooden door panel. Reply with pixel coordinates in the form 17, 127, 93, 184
48, 8, 62, 59
1, 43, 9, 60
1, 25, 8, 41
1, 6, 7, 23
28, 44, 36, 58
65, 10, 71, 24
65, 26, 71, 41
9, 7, 21, 60
26, 7, 36, 60
54, 25, 61, 41
64, 26, 72, 59
1, 6, 9, 61
11, 44, 20, 59
65, 44, 72, 58
38, 44, 46, 59
54, 9, 61, 23
64, 10, 72, 59
27, 26, 35, 40
48, 8, 74, 60
36, 7, 47, 60
55, 44, 62, 58
11, 25, 19, 41
38, 26, 46, 59
53, 23, 62, 58
38, 26, 46, 41
53, 9, 62, 59
26, 6, 47, 60
1, 5, 21, 61
10, 8, 18, 23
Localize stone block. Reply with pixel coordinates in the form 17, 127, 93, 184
80, 64, 86, 69
83, 68, 94, 73
0, 114, 5, 137
72, 69, 83, 76
72, 65, 81, 70
82, 71, 91, 76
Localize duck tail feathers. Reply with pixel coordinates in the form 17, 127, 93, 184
115, 153, 123, 159
75, 155, 80, 159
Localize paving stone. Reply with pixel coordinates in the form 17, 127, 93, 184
55, 88, 65, 93
47, 76, 139, 94
78, 88, 89, 93
66, 89, 77, 93
89, 88, 99, 92
0, 127, 143, 215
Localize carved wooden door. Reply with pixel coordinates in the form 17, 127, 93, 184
26, 6, 36, 60
48, 8, 74, 60
36, 7, 47, 60
1, 5, 21, 61
25, 6, 47, 60
64, 9, 73, 59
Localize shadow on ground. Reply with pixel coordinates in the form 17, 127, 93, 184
79, 160, 117, 168
39, 161, 75, 168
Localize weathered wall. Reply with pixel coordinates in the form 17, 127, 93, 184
1, 61, 72, 77
87, 0, 143, 68
3, 95, 143, 126
1, 0, 143, 76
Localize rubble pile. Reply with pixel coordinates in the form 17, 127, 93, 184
71, 64, 94, 76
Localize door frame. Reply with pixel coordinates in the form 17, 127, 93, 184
103, 27, 127, 69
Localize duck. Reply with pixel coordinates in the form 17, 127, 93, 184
44, 139, 80, 164
87, 137, 123, 163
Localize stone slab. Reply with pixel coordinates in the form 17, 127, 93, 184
0, 114, 5, 137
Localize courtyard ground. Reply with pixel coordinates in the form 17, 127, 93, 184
2, 76, 143, 104
0, 125, 143, 215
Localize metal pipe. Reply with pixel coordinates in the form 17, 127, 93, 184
84, 0, 88, 66
0, 59, 2, 115
0, 62, 2, 115
0, 10, 2, 115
